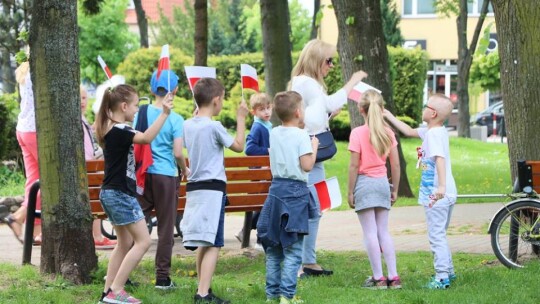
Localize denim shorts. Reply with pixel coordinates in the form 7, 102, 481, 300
213, 194, 226, 247
100, 189, 145, 226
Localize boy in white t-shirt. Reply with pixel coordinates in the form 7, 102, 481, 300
383, 94, 457, 289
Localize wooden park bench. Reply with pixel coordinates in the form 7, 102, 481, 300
23, 156, 271, 264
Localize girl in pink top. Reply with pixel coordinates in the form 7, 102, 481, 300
347, 90, 401, 289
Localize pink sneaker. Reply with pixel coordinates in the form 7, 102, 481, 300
102, 289, 141, 304
95, 237, 117, 250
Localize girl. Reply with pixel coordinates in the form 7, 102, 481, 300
347, 90, 401, 289
95, 84, 173, 304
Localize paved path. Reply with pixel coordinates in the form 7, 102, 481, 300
0, 203, 502, 266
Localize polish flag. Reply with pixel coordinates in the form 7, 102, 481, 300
312, 177, 342, 212
97, 55, 112, 80
157, 44, 170, 80
348, 81, 381, 103
184, 66, 216, 92
240, 64, 259, 92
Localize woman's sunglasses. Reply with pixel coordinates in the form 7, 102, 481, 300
325, 58, 334, 66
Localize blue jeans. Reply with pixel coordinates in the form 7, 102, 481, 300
302, 162, 324, 264
265, 235, 304, 299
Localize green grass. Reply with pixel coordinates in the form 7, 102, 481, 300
0, 252, 537, 303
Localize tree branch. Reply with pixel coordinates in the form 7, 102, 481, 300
469, 0, 490, 53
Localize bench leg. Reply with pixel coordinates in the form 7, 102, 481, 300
241, 212, 253, 249
23, 180, 40, 265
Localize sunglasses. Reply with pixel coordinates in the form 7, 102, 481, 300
423, 104, 436, 112
325, 58, 334, 66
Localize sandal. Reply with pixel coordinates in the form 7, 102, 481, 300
33, 234, 42, 246
302, 267, 334, 277
3, 215, 23, 244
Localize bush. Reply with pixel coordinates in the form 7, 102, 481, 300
0, 93, 21, 161
397, 115, 420, 128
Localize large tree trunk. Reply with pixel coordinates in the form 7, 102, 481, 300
331, 0, 414, 197
492, 1, 540, 179
29, 0, 97, 284
456, 0, 489, 137
260, 0, 292, 100
194, 0, 208, 66
133, 0, 148, 48
310, 0, 321, 40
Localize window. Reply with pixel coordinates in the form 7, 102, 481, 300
403, 0, 436, 16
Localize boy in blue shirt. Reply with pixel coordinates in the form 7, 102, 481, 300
135, 70, 189, 290
257, 91, 318, 303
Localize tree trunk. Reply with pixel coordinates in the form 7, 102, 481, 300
492, 1, 540, 180
456, 0, 489, 137
133, 0, 148, 48
194, 0, 208, 66
1, 50, 16, 93
310, 0, 321, 40
331, 0, 414, 197
260, 0, 292, 100
29, 0, 97, 284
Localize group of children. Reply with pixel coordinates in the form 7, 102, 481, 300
94, 66, 457, 303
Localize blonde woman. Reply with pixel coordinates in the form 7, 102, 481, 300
347, 90, 401, 289
290, 39, 367, 277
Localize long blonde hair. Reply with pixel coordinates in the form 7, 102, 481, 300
290, 39, 335, 89
359, 90, 392, 157
15, 61, 30, 85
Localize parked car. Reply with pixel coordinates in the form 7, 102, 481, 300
471, 101, 505, 135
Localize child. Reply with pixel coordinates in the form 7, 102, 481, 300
135, 70, 189, 290
257, 91, 318, 304
383, 93, 457, 289
347, 90, 401, 289
95, 84, 173, 304
180, 78, 248, 304
236, 93, 272, 246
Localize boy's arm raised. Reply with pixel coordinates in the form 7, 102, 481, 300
383, 109, 419, 138
229, 100, 249, 152
300, 136, 319, 172
133, 93, 173, 144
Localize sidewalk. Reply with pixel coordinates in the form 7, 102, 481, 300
0, 203, 502, 266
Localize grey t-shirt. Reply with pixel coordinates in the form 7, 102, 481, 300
184, 116, 234, 182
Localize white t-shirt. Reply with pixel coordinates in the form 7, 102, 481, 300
269, 126, 313, 182
417, 126, 457, 206
16, 73, 36, 132
290, 75, 347, 135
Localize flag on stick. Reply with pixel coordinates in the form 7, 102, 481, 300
157, 44, 170, 80
312, 177, 342, 212
348, 81, 381, 103
240, 64, 259, 92
97, 55, 112, 80
184, 66, 216, 92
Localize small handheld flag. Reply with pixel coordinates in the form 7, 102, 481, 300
157, 44, 170, 81
348, 81, 381, 103
240, 64, 259, 92
311, 177, 342, 212
97, 55, 112, 80
184, 66, 216, 92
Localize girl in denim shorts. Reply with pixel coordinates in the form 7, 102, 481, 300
94, 84, 173, 304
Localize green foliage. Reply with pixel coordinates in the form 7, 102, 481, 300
288, 0, 312, 51
396, 115, 420, 128
152, 1, 194, 55
0, 93, 21, 161
380, 0, 404, 47
78, 0, 138, 84
345, 16, 355, 25
470, 50, 500, 92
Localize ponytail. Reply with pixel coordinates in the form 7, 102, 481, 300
359, 90, 392, 157
94, 84, 137, 147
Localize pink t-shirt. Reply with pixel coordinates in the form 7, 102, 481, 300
348, 125, 397, 177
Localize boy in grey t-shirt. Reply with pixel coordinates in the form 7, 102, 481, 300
181, 78, 248, 304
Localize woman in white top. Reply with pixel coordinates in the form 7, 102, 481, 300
290, 39, 368, 276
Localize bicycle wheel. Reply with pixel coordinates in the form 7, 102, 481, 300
100, 219, 117, 240
490, 200, 540, 268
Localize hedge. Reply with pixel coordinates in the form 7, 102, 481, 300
0, 93, 21, 161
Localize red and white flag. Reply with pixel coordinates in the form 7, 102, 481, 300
184, 66, 216, 92
157, 44, 170, 80
312, 177, 342, 212
97, 55, 112, 80
240, 64, 259, 92
348, 81, 381, 103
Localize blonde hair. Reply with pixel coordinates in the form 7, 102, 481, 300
290, 39, 336, 89
358, 90, 392, 157
15, 61, 30, 85
249, 93, 271, 110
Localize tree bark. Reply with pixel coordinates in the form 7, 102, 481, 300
456, 0, 489, 137
133, 0, 148, 48
310, 0, 321, 40
194, 0, 208, 66
331, 0, 414, 197
260, 0, 292, 100
29, 0, 97, 284
492, 1, 540, 180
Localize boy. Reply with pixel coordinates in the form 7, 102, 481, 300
236, 93, 272, 246
383, 94, 457, 289
257, 91, 318, 303
135, 70, 189, 290
181, 78, 248, 304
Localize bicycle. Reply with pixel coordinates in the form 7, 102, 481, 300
488, 160, 540, 268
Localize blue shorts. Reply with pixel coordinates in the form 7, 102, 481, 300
213, 194, 226, 247
100, 189, 145, 226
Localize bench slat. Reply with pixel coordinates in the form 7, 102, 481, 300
527, 161, 540, 193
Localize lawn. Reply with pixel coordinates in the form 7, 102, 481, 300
0, 251, 537, 303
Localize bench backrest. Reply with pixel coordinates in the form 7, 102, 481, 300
86, 156, 271, 219
517, 160, 540, 194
